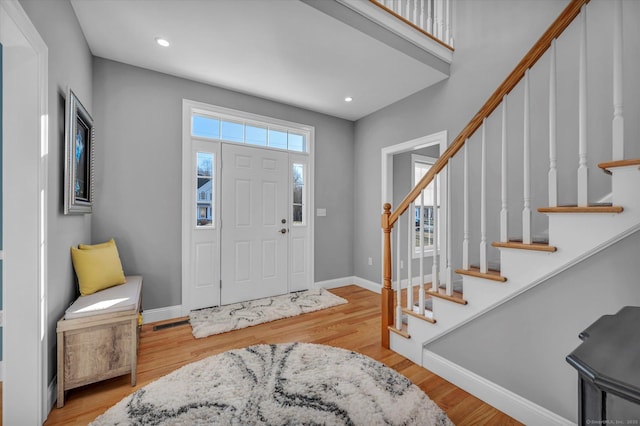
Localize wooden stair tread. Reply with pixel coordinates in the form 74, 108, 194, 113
492, 240, 557, 252
538, 205, 623, 214
402, 307, 437, 324
455, 266, 507, 282
426, 287, 468, 305
388, 324, 410, 339
598, 158, 640, 172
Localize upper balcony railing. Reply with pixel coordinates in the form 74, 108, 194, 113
370, 0, 454, 49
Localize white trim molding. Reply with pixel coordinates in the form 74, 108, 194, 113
142, 305, 184, 325
1, 0, 49, 421
423, 350, 573, 425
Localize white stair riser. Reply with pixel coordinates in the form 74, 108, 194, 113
548, 212, 640, 252
611, 166, 640, 209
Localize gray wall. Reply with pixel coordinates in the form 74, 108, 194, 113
92, 58, 354, 310
20, 0, 93, 386
427, 229, 640, 422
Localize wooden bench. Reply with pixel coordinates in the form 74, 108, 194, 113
56, 275, 142, 408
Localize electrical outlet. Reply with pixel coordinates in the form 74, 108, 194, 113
367, 257, 373, 266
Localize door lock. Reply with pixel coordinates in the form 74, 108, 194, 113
281, 219, 287, 224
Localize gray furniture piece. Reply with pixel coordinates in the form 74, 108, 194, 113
566, 306, 640, 425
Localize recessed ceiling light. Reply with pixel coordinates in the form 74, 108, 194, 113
155, 37, 170, 47
344, 96, 353, 102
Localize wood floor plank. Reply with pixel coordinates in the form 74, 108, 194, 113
40, 285, 521, 425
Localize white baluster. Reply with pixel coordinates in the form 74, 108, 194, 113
412, 0, 418, 25
462, 140, 469, 270
432, 175, 439, 291
445, 0, 451, 45
578, 5, 588, 207
549, 39, 558, 207
523, 69, 532, 244
405, 0, 410, 20
407, 207, 413, 310
420, 0, 425, 30
500, 95, 508, 242
419, 190, 425, 315
427, 0, 433, 35
613, 0, 624, 161
445, 164, 453, 295
480, 120, 488, 273
395, 218, 402, 329
433, 0, 443, 40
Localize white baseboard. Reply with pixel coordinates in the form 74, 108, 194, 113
351, 276, 382, 293
316, 276, 382, 294
142, 305, 183, 324
315, 277, 357, 289
422, 350, 573, 426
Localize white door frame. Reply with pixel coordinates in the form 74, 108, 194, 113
1, 0, 49, 422
380, 131, 447, 282
181, 100, 315, 315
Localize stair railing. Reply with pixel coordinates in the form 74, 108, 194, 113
381, 0, 594, 348
370, 0, 454, 48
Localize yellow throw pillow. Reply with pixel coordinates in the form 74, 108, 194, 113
78, 238, 116, 250
71, 241, 126, 295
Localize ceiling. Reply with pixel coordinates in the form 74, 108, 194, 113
70, 0, 448, 121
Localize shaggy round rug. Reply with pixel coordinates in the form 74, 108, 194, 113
91, 343, 453, 426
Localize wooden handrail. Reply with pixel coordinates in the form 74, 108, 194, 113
388, 0, 590, 227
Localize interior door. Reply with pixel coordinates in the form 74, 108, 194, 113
221, 144, 289, 304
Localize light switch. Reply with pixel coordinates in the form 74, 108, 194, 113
317, 208, 327, 217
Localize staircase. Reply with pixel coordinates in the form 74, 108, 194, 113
380, 0, 640, 413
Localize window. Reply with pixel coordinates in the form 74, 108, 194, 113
191, 113, 308, 153
196, 151, 214, 227
412, 154, 439, 257
292, 163, 305, 225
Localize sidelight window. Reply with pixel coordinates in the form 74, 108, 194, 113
292, 163, 305, 225
196, 151, 214, 227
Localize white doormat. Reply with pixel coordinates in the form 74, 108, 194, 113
189, 289, 348, 339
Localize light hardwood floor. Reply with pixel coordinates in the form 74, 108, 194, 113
42, 285, 521, 425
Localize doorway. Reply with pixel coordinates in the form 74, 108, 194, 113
1, 0, 48, 421
380, 131, 447, 281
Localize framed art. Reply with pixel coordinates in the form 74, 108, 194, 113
64, 89, 95, 214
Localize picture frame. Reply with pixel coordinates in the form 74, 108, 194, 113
64, 89, 95, 214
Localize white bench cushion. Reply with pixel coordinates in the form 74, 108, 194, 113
64, 275, 142, 320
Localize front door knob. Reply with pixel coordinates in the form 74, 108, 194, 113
280, 228, 287, 234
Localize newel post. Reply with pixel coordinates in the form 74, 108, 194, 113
381, 203, 394, 348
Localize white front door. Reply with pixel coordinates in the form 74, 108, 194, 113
220, 144, 289, 304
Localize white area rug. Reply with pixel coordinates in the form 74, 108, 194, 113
90, 343, 453, 426
189, 289, 348, 339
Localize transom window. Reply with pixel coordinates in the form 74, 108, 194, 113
192, 113, 308, 153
